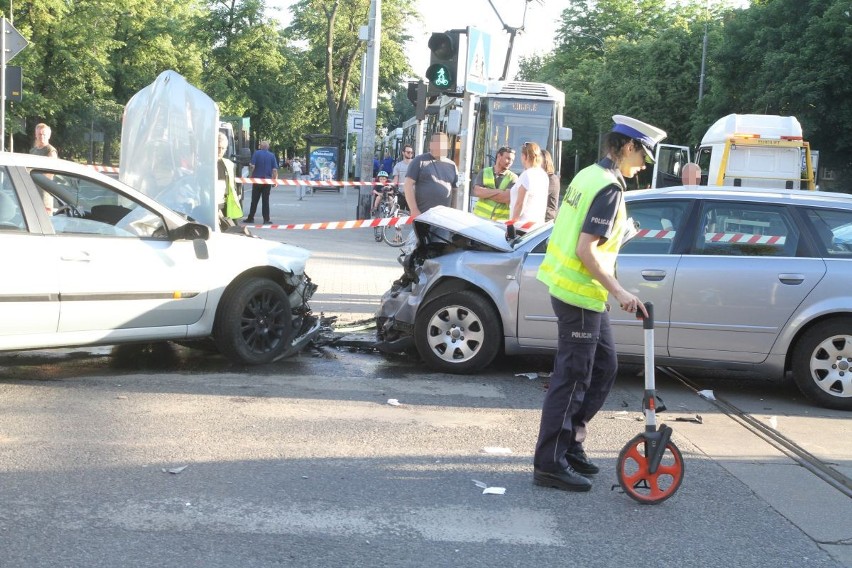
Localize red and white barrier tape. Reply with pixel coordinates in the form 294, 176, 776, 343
635, 229, 675, 239
234, 177, 381, 186
92, 164, 120, 174
705, 232, 786, 245
630, 229, 783, 245
245, 217, 543, 231
244, 215, 412, 230
88, 165, 382, 186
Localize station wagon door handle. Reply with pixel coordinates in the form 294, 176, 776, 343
640, 269, 667, 281
778, 273, 805, 285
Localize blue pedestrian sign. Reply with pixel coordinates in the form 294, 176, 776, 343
465, 27, 491, 95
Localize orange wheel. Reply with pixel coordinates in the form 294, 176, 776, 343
616, 433, 684, 504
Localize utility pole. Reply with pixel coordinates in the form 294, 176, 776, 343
359, 0, 381, 184
2, 19, 7, 152
698, 24, 708, 103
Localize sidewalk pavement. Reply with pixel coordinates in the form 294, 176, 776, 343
247, 184, 404, 325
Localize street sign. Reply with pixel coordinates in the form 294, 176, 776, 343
465, 27, 491, 96
5, 65, 21, 101
2, 18, 29, 62
347, 110, 364, 132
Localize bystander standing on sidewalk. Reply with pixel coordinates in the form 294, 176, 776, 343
404, 133, 458, 218
542, 149, 561, 222
30, 123, 59, 213
471, 145, 516, 221
244, 140, 278, 225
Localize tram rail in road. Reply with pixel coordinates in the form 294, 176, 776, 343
660, 366, 852, 499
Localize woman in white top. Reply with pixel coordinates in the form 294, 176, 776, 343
510, 141, 550, 224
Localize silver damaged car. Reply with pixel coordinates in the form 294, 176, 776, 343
377, 187, 852, 410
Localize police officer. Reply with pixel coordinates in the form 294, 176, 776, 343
471, 146, 517, 220
533, 115, 666, 492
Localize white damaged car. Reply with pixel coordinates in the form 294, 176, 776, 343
0, 153, 319, 364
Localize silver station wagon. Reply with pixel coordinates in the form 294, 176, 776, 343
377, 187, 852, 410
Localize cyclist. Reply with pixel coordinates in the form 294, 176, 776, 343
371, 171, 393, 215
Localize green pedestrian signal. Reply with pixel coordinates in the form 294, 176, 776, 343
426, 31, 460, 95
426, 63, 452, 88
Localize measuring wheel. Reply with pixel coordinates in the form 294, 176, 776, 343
616, 432, 684, 504
618, 302, 685, 504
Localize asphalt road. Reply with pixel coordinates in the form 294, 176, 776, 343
0, 343, 849, 568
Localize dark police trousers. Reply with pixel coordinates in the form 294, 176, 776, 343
247, 183, 272, 222
534, 296, 618, 473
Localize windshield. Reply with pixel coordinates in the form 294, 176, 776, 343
473, 98, 556, 176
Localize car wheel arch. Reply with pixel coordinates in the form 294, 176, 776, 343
789, 315, 852, 410
213, 267, 294, 329
422, 276, 478, 304
422, 277, 504, 328
784, 312, 852, 373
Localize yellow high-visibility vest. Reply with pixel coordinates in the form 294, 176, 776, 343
473, 167, 516, 220
537, 164, 626, 312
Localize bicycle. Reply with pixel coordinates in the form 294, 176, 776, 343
373, 185, 412, 247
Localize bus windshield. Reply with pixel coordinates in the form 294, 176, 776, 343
475, 98, 556, 176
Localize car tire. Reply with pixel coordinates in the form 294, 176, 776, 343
791, 319, 852, 410
214, 277, 295, 365
414, 290, 501, 374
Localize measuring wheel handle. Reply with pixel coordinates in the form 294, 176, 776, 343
615, 301, 685, 504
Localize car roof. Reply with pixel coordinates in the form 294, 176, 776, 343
626, 185, 852, 209
0, 151, 187, 223
0, 151, 109, 178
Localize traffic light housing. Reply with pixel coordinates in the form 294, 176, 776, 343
426, 31, 461, 95
407, 80, 428, 121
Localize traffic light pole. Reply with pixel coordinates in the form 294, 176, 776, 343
453, 90, 476, 212
414, 81, 427, 155
359, 0, 381, 185
1, 19, 7, 152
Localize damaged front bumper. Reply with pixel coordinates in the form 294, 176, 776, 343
276, 273, 322, 360
374, 266, 424, 354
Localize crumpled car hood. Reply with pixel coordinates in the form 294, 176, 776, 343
210, 232, 311, 274
414, 206, 514, 252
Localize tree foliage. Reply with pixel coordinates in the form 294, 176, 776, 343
520, 0, 852, 185
3, 0, 414, 163
285, 0, 415, 141
5, 0, 851, 185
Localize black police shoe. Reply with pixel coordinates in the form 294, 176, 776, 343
533, 467, 592, 492
566, 449, 600, 475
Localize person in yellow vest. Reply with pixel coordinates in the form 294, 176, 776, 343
216, 132, 242, 230
533, 115, 666, 492
471, 146, 517, 220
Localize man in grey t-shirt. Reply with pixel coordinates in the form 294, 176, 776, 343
404, 133, 458, 217
392, 144, 413, 187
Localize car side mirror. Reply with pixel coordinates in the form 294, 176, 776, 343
173, 222, 210, 241
506, 223, 516, 242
